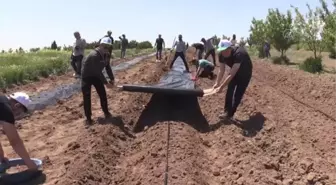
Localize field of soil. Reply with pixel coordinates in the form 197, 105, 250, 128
1, 49, 335, 185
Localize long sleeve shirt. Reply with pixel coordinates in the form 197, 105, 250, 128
81, 49, 115, 83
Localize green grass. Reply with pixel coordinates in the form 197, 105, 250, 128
0, 48, 153, 88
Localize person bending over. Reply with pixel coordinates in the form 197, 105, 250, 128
191, 42, 205, 60
0, 92, 38, 170
170, 34, 189, 72
191, 59, 215, 80
201, 36, 217, 66
81, 37, 115, 125
209, 39, 253, 120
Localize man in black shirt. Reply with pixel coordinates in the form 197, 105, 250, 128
191, 42, 205, 60
81, 37, 115, 125
205, 39, 253, 120
154, 34, 165, 61
0, 92, 38, 170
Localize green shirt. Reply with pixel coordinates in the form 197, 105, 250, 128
199, 59, 213, 68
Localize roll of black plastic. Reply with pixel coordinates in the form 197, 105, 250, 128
121, 85, 204, 97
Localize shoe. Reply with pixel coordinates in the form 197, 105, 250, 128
85, 118, 93, 127
104, 112, 112, 119
219, 111, 233, 120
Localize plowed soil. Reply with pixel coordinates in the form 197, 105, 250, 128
1, 50, 335, 185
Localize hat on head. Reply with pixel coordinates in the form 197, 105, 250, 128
100, 37, 112, 45
217, 39, 232, 52
9, 92, 31, 111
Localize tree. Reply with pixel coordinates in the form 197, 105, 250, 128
8, 48, 12, 53
18, 47, 24, 53
137, 41, 153, 49
51, 41, 58, 50
1, 50, 4, 53
292, 4, 325, 59
249, 18, 268, 58
128, 40, 138, 49
265, 8, 296, 57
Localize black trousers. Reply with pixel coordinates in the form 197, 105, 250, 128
170, 52, 189, 72
81, 77, 109, 119
156, 48, 163, 60
225, 73, 252, 117
199, 65, 215, 78
204, 48, 216, 65
71, 55, 83, 75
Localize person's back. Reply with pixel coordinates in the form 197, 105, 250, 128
199, 59, 214, 68
81, 49, 107, 79
219, 46, 252, 76
156, 38, 164, 49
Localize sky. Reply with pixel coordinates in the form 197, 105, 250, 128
0, 0, 331, 51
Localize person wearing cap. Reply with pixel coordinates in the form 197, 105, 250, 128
119, 34, 129, 59
170, 34, 189, 72
206, 39, 253, 120
99, 30, 115, 61
154, 34, 165, 61
0, 92, 38, 170
71, 32, 86, 78
191, 42, 205, 60
201, 36, 217, 66
191, 59, 215, 80
81, 37, 115, 125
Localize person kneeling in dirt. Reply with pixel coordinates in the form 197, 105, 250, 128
0, 92, 38, 170
170, 34, 189, 72
81, 37, 115, 125
207, 39, 253, 120
191, 59, 215, 80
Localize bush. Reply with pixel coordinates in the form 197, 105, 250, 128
328, 49, 336, 59
299, 57, 323, 73
271, 56, 290, 65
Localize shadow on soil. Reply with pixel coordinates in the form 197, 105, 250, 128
133, 93, 210, 133
97, 116, 135, 138
210, 112, 265, 137
0, 170, 46, 185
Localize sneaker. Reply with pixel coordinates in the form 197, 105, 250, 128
219, 111, 233, 120
104, 112, 113, 119
85, 118, 93, 127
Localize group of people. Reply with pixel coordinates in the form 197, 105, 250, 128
158, 33, 252, 120
0, 32, 253, 171
71, 31, 129, 78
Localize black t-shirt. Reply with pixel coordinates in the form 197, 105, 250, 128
156, 38, 164, 49
0, 95, 15, 124
218, 46, 253, 76
192, 43, 204, 50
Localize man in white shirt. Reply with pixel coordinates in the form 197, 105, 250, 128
170, 34, 189, 72
71, 32, 86, 78
201, 36, 217, 66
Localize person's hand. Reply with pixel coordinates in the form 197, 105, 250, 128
106, 82, 114, 89
212, 83, 220, 89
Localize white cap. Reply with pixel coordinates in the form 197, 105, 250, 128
217, 39, 232, 52
100, 37, 112, 45
9, 92, 31, 111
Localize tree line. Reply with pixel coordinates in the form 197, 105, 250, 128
1, 39, 154, 54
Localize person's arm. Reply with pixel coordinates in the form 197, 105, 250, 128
214, 62, 226, 88
105, 62, 115, 83
1, 121, 37, 169
195, 67, 204, 78
218, 54, 242, 89
119, 36, 122, 40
